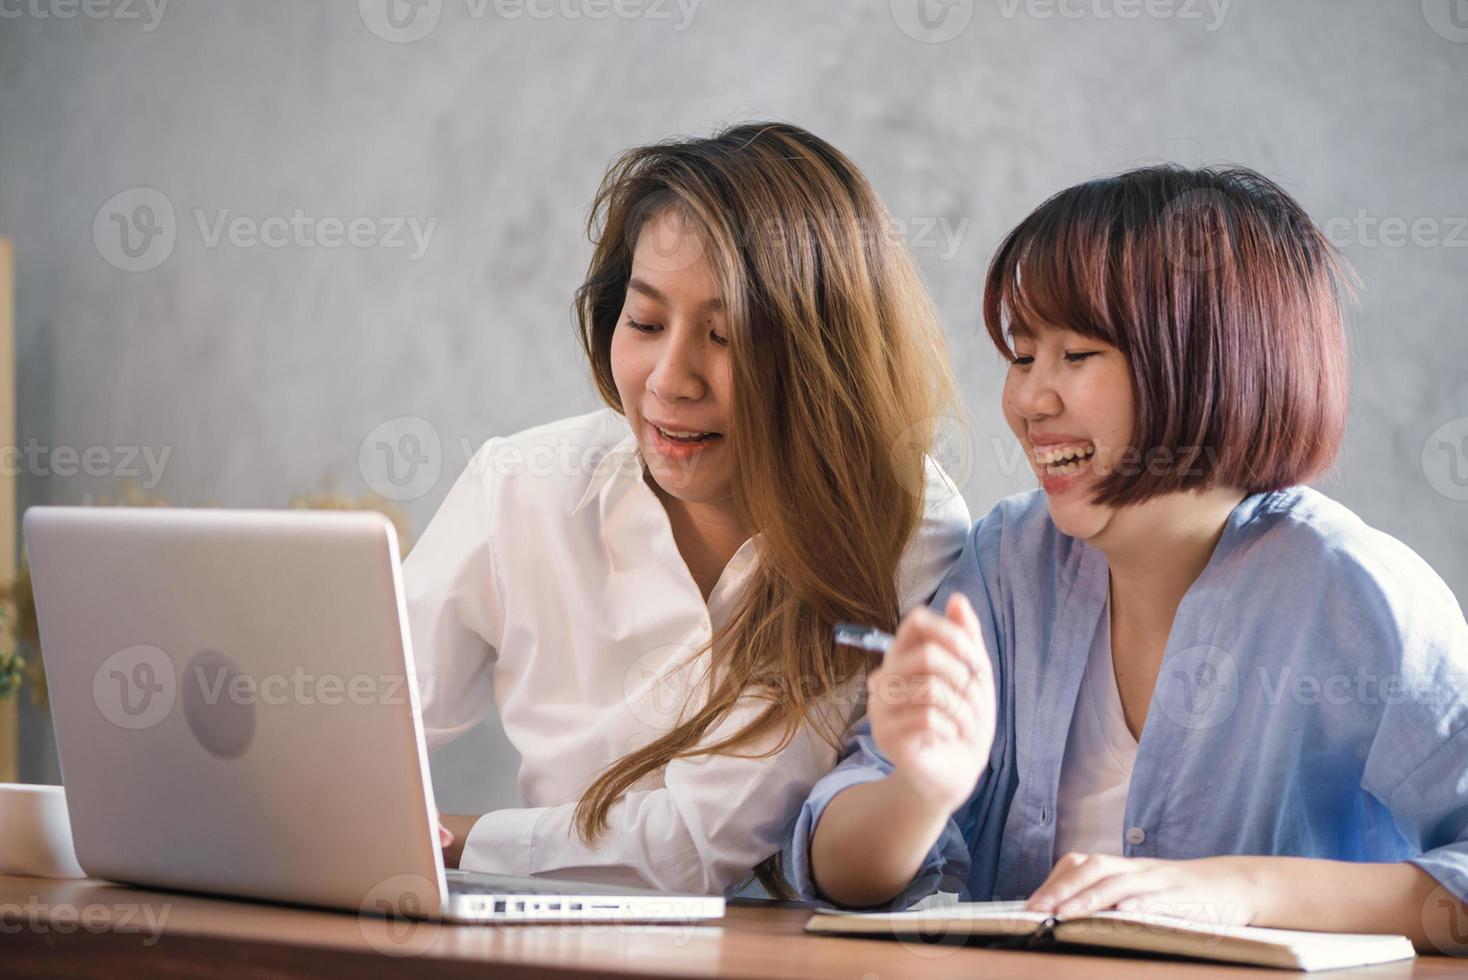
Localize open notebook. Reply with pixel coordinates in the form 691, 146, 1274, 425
806, 901, 1416, 972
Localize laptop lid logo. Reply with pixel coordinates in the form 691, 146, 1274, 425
181, 649, 257, 758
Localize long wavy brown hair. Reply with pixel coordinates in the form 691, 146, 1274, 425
573, 122, 959, 897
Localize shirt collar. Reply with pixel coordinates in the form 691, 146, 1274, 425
569, 417, 763, 568
572, 429, 645, 516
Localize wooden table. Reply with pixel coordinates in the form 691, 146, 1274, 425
2, 873, 1462, 978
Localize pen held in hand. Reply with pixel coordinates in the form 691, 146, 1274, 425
833, 622, 895, 655
833, 617, 983, 690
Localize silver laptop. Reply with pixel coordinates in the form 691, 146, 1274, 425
23, 505, 725, 924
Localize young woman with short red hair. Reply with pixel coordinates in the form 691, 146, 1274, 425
795, 166, 1468, 949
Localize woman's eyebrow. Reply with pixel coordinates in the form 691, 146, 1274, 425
628, 277, 723, 313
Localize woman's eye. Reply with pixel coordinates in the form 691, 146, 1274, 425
710, 331, 729, 347
1064, 351, 1098, 363
1012, 355, 1035, 366
625, 317, 659, 334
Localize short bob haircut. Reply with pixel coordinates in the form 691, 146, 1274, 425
983, 164, 1354, 509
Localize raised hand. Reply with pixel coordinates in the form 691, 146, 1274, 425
868, 592, 996, 815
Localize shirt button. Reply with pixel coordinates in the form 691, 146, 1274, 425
1126, 826, 1146, 846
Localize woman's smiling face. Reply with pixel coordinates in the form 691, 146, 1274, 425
609, 208, 735, 508
1002, 321, 1135, 540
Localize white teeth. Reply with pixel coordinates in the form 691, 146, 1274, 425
657, 426, 713, 442
1033, 444, 1096, 466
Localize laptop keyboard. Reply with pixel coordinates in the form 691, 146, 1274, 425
442, 870, 722, 921
444, 869, 656, 897
447, 872, 569, 896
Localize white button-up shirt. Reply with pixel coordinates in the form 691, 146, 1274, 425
404, 407, 970, 894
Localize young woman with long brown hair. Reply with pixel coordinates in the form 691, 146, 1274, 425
404, 122, 970, 897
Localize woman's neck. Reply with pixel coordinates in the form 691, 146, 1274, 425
647, 473, 749, 601
1094, 487, 1247, 631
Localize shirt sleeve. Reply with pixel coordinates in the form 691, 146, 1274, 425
786, 513, 1010, 908
402, 438, 506, 754
458, 684, 855, 896
782, 716, 974, 907
1360, 572, 1468, 904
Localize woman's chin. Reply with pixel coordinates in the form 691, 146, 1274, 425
644, 462, 721, 505
1042, 486, 1112, 541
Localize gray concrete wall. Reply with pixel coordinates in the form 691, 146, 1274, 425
2, 0, 1465, 811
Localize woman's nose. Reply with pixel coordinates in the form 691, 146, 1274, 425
1010, 364, 1062, 419
647, 328, 707, 403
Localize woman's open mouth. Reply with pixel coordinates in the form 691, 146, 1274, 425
1032, 442, 1096, 492
647, 420, 723, 458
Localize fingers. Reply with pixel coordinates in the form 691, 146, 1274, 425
885, 703, 963, 759
946, 591, 980, 640
895, 603, 976, 668
1027, 853, 1136, 913
872, 598, 992, 739
874, 640, 971, 709
438, 823, 455, 848
1051, 868, 1161, 917
894, 604, 988, 685
947, 594, 996, 705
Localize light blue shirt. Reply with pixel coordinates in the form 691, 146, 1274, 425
787, 487, 1468, 908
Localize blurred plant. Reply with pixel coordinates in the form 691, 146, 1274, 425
0, 563, 41, 705
0, 478, 413, 707
0, 635, 23, 702
288, 477, 415, 557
